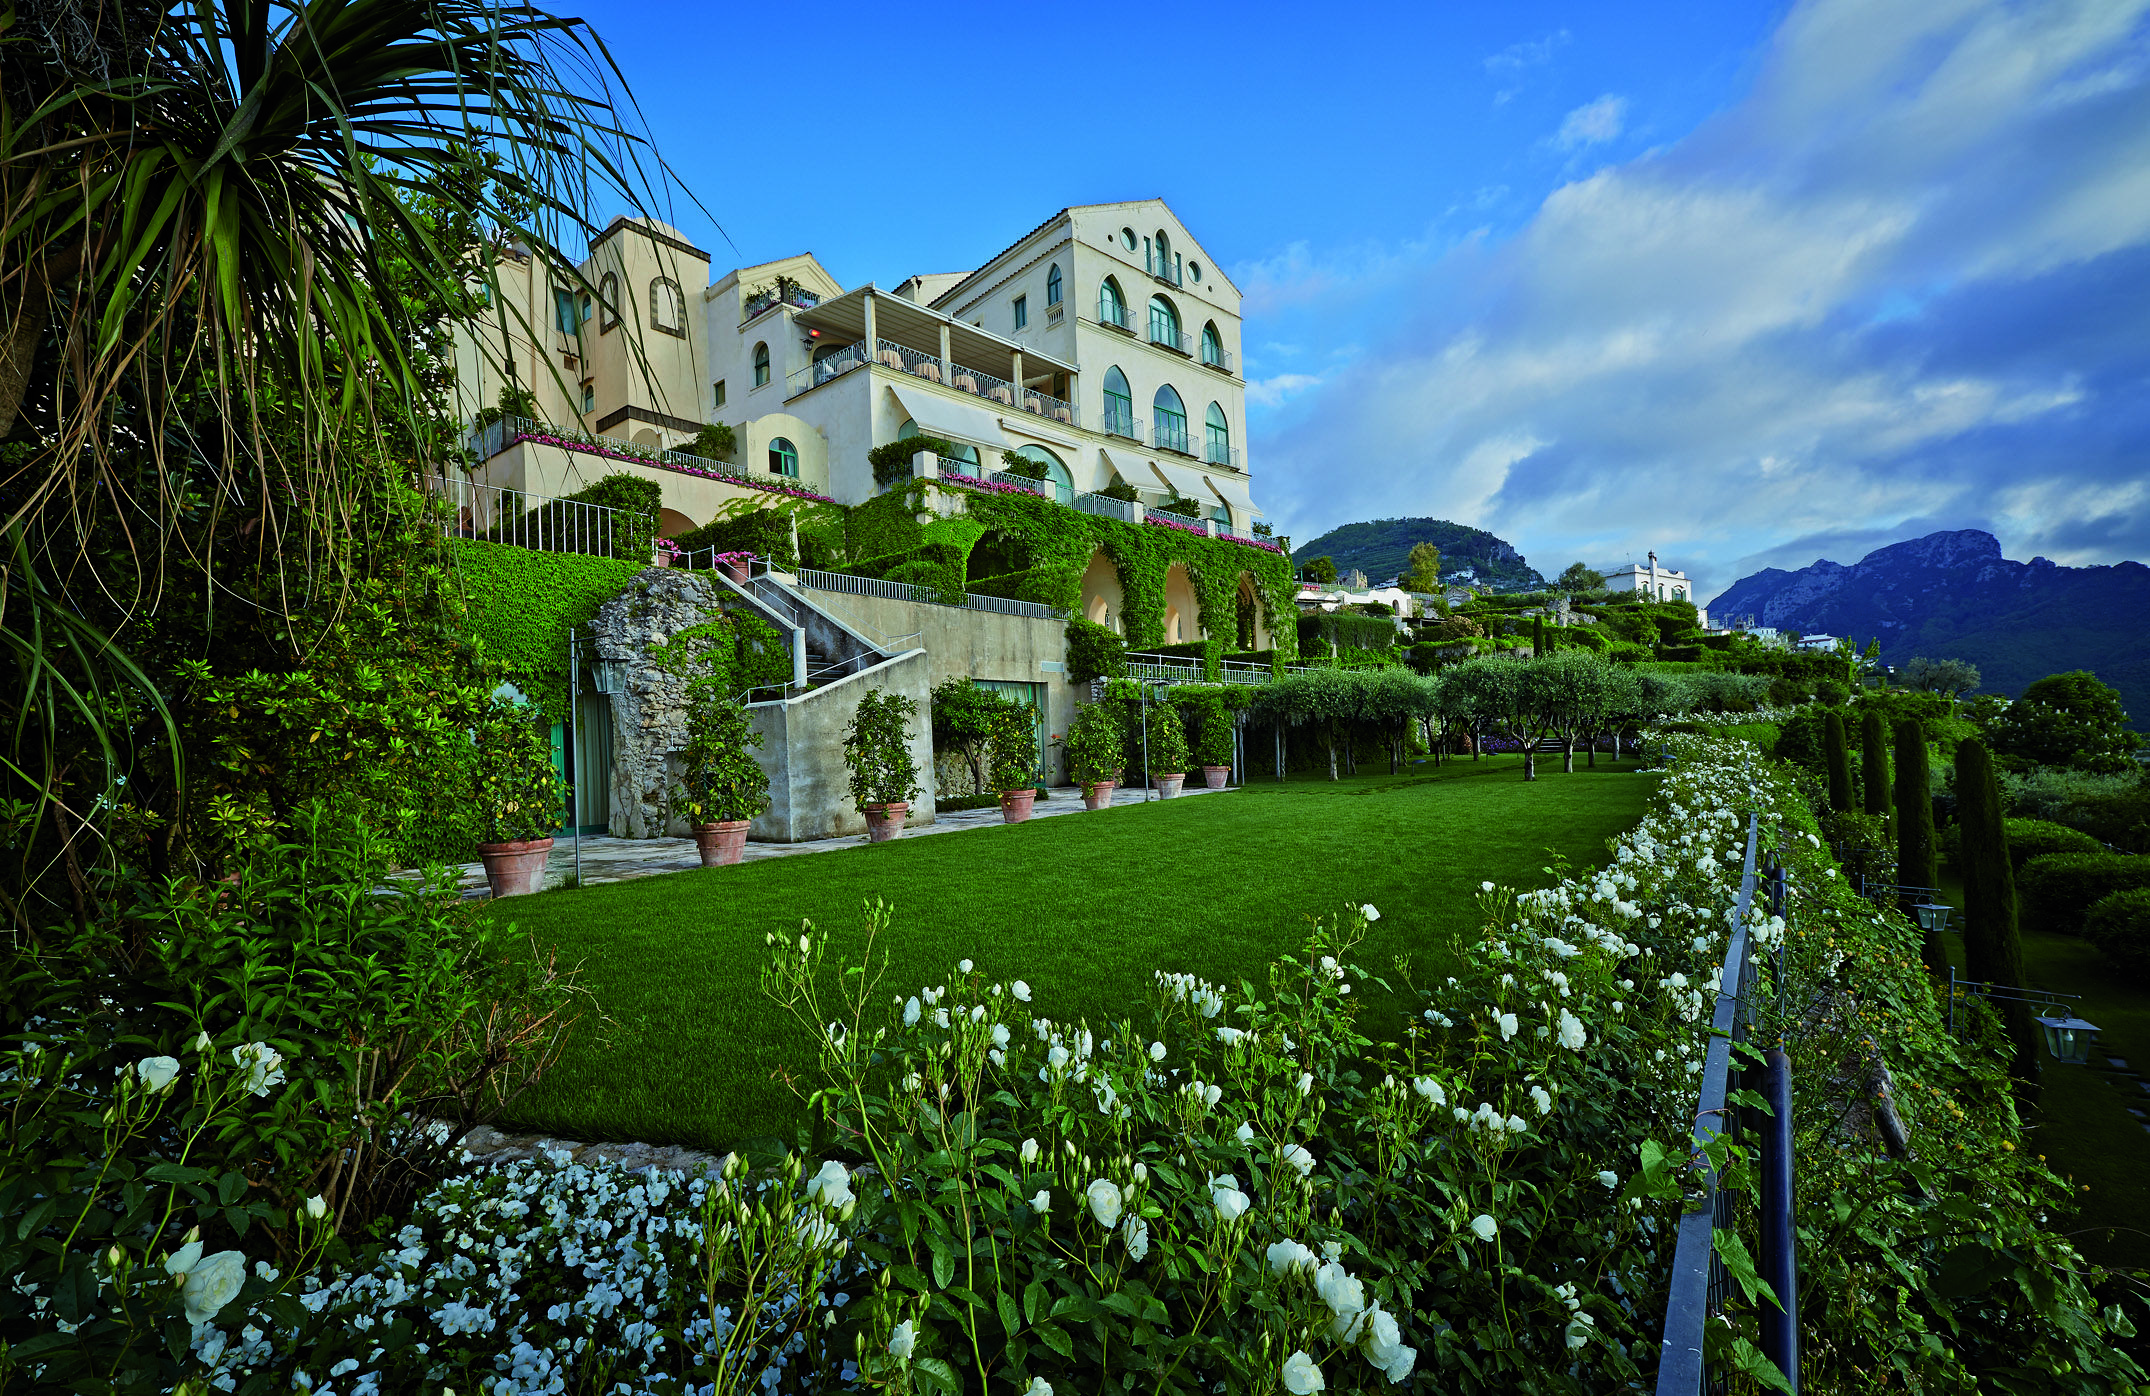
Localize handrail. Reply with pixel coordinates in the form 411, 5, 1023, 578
1656, 814, 1763, 1394
793, 566, 1065, 621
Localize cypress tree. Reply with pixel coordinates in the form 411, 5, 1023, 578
1860, 710, 1890, 823
1956, 737, 2038, 1083
1823, 709, 1853, 813
1532, 616, 1546, 657
1895, 718, 1943, 974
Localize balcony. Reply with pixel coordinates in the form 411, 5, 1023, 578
1102, 408, 1144, 442
1148, 317, 1194, 356
742, 286, 821, 324
1204, 442, 1242, 470
1096, 300, 1135, 334
1145, 249, 1184, 288
788, 337, 1079, 427
1153, 419, 1192, 455
1200, 345, 1236, 374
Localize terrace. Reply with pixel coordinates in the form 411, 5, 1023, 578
785, 287, 1080, 426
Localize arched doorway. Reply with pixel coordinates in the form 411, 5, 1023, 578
1079, 549, 1123, 632
1234, 573, 1266, 651
1163, 563, 1200, 644
656, 508, 696, 540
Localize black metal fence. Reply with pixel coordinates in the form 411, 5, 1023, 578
1656, 815, 1799, 1394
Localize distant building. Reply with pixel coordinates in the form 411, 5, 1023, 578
1604, 552, 1709, 629
1794, 633, 1840, 652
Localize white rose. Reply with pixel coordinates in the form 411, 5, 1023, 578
136, 1056, 181, 1094
1314, 1261, 1365, 1321
1360, 903, 1380, 922
1558, 1009, 1588, 1052
1024, 1379, 1054, 1396
1298, 1071, 1315, 1096
1411, 1076, 1444, 1105
1480, 880, 1495, 893
1597, 1170, 1620, 1189
1529, 1085, 1552, 1116
181, 1250, 246, 1327
1469, 1214, 1498, 1243
1011, 980, 1031, 1002
1235, 1121, 1255, 1144
1122, 1214, 1150, 1263
1496, 1013, 1519, 1041
992, 1023, 1011, 1048
1362, 1304, 1417, 1382
1282, 1350, 1325, 1393
303, 1194, 329, 1221
1149, 1041, 1166, 1061
1085, 1178, 1123, 1229
888, 1318, 916, 1359
1212, 1185, 1251, 1223
1280, 1143, 1315, 1177
959, 959, 974, 973
1020, 1138, 1040, 1164
807, 1160, 854, 1209
904, 996, 921, 1026
1266, 1238, 1317, 1276
1030, 1190, 1051, 1215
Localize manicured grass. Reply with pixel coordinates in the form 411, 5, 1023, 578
1936, 875, 2150, 1270
486, 757, 1655, 1151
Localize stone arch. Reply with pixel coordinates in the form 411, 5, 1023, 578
1234, 572, 1267, 650
656, 507, 696, 539
1163, 563, 1200, 644
632, 428, 661, 447
1080, 548, 1123, 632
966, 530, 1030, 587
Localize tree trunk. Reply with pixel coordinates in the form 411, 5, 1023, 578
1563, 738, 1574, 774
1587, 735, 1597, 768
1327, 731, 1338, 781
1524, 745, 1536, 781
0, 281, 52, 442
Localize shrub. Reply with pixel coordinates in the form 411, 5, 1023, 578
1175, 688, 1237, 768
1064, 700, 1128, 787
2018, 850, 2150, 937
999, 449, 1050, 480
2001, 817, 2103, 872
675, 695, 769, 825
671, 507, 797, 570
842, 688, 922, 809
1297, 612, 1397, 657
1097, 477, 1141, 503
985, 699, 1041, 791
689, 421, 736, 461
1128, 698, 1191, 778
1066, 617, 1128, 683
2083, 887, 2150, 982
472, 697, 567, 844
868, 433, 956, 488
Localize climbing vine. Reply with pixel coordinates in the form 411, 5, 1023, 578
450, 540, 645, 718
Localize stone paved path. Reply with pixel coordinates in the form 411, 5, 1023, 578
438, 781, 1239, 897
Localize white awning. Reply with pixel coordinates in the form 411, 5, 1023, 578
1142, 457, 1214, 505
1201, 472, 1259, 528
1098, 444, 1152, 488
890, 384, 1005, 453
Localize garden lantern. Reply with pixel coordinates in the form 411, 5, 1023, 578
1912, 901, 1954, 937
2034, 1015, 2100, 1067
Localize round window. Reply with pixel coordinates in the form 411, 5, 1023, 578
1189, 262, 1202, 283
1122, 228, 1137, 250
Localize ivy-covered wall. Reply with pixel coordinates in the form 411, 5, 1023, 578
450, 540, 645, 718
823, 482, 1298, 675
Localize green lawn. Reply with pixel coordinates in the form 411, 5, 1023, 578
485, 758, 1655, 1151
1937, 875, 2150, 1271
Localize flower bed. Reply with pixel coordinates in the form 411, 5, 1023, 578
507, 431, 835, 504
81, 736, 2140, 1393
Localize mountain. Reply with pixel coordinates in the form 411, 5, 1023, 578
1291, 518, 1544, 589
1709, 530, 2150, 719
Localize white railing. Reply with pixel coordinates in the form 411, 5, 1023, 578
1074, 492, 1140, 523
1094, 302, 1134, 333
1103, 410, 1143, 441
1204, 442, 1242, 469
947, 359, 1020, 407
989, 469, 1070, 505
795, 567, 1064, 621
875, 338, 946, 382
790, 341, 869, 394
1018, 388, 1080, 428
1152, 419, 1192, 455
469, 415, 753, 484
1145, 249, 1183, 287
424, 474, 635, 558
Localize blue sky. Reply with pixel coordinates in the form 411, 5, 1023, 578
583, 0, 2150, 599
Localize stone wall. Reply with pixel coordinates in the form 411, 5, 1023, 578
592, 568, 722, 838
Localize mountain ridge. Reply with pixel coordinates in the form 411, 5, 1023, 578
1291, 517, 1544, 589
1709, 529, 2150, 719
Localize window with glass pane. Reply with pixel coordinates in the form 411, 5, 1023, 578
554, 289, 579, 333
769, 437, 798, 477
1104, 367, 1134, 436
1205, 403, 1230, 464
1149, 296, 1179, 346
752, 343, 770, 387
1099, 279, 1126, 327
1046, 264, 1062, 305
1201, 324, 1222, 365
1013, 295, 1027, 330
1154, 385, 1187, 453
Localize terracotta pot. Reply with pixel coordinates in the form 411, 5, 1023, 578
692, 819, 752, 867
862, 801, 909, 842
720, 560, 751, 585
1201, 765, 1231, 790
1153, 773, 1186, 799
477, 837, 554, 897
999, 789, 1037, 823
1082, 780, 1117, 811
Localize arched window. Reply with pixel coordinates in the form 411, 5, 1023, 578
949, 443, 981, 476
1205, 402, 1231, 466
1103, 367, 1134, 438
1046, 263, 1063, 307
1012, 444, 1071, 502
1200, 322, 1223, 367
598, 273, 620, 332
650, 277, 685, 337
1153, 385, 1188, 454
1098, 277, 1127, 330
752, 342, 770, 388
1148, 295, 1180, 350
769, 437, 798, 477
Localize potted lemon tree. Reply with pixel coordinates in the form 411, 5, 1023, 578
676, 693, 769, 866
1145, 701, 1192, 798
988, 700, 1041, 823
843, 688, 921, 841
1066, 700, 1126, 810
473, 697, 568, 897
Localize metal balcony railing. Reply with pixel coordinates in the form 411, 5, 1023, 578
1073, 491, 1140, 524
790, 341, 868, 394
469, 415, 752, 485
1201, 343, 1235, 373
424, 474, 636, 559
1153, 419, 1191, 455
1149, 317, 1194, 355
1103, 408, 1143, 441
795, 567, 1064, 621
1145, 249, 1183, 287
1096, 299, 1134, 332
1205, 441, 1242, 469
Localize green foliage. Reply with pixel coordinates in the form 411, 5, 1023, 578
1894, 719, 1943, 970
0, 811, 586, 1390
932, 679, 1020, 797
2000, 817, 2105, 871
1297, 611, 1398, 659
1173, 688, 1238, 768
868, 434, 957, 488
690, 422, 737, 461
653, 616, 770, 825
1986, 670, 2144, 773
998, 449, 1050, 480
2083, 887, 2150, 983
984, 700, 1042, 792
2019, 850, 2150, 938
451, 540, 644, 719
473, 698, 568, 843
1132, 698, 1192, 778
843, 688, 922, 808
1956, 739, 2034, 1072
1065, 618, 1128, 683
1097, 477, 1142, 503
1302, 555, 1338, 584
1403, 542, 1443, 593
1064, 701, 1128, 787
671, 507, 798, 570
1292, 516, 1544, 589
1557, 562, 1604, 592
1861, 711, 1892, 822
1824, 709, 1854, 812
1996, 767, 2150, 853
1904, 655, 1981, 697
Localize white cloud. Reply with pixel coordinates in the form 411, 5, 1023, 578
1485, 29, 1571, 103
1245, 373, 1322, 408
1254, 0, 2150, 592
1552, 95, 1627, 150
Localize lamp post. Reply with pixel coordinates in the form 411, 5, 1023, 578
1911, 901, 1954, 938
2034, 1014, 2102, 1067
1945, 967, 2094, 1058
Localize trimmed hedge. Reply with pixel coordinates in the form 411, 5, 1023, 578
451, 540, 644, 719
1065, 619, 1127, 683
2018, 850, 2150, 937
2001, 817, 2103, 872
1296, 612, 1397, 657
2084, 887, 2150, 983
